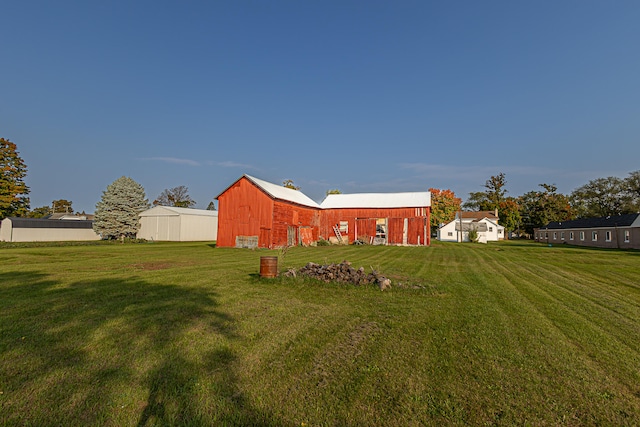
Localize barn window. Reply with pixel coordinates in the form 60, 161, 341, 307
339, 221, 348, 233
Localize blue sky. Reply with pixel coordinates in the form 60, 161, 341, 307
2, 1, 639, 213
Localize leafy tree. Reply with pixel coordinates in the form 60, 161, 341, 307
462, 191, 491, 211
27, 205, 52, 218
570, 177, 632, 218
326, 189, 342, 195
52, 199, 73, 214
624, 170, 640, 211
153, 185, 196, 208
93, 176, 149, 239
206, 200, 216, 211
429, 188, 461, 229
498, 197, 521, 234
485, 172, 507, 211
0, 138, 30, 219
282, 179, 300, 190
518, 184, 573, 234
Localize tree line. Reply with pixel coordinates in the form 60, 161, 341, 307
2, 137, 638, 238
431, 171, 640, 236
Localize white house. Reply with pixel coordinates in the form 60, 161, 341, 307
137, 206, 218, 242
437, 211, 505, 243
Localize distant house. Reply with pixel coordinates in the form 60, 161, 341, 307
215, 174, 431, 248
535, 213, 640, 250
438, 210, 504, 243
0, 217, 100, 242
137, 206, 218, 242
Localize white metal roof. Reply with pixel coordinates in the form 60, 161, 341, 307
320, 192, 431, 209
139, 206, 219, 217
244, 175, 321, 208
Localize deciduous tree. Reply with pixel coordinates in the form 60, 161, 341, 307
326, 189, 342, 195
27, 206, 51, 218
0, 138, 30, 219
570, 177, 632, 218
429, 188, 461, 229
282, 179, 300, 190
93, 176, 149, 239
52, 199, 73, 214
153, 186, 196, 208
518, 184, 573, 234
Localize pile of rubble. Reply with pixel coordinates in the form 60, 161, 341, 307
283, 260, 392, 291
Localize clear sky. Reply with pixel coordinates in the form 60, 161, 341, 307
2, 1, 639, 213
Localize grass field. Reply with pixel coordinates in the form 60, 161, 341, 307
1, 240, 639, 426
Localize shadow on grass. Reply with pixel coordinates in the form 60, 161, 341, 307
0, 271, 275, 426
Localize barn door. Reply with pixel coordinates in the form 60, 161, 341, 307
287, 226, 297, 246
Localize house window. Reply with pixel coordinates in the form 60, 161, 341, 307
545, 232, 548, 239
624, 230, 630, 242
605, 231, 612, 242
553, 232, 557, 240
592, 231, 598, 241
569, 232, 574, 241
561, 232, 565, 240
447, 232, 453, 237
489, 226, 493, 232
580, 231, 585, 241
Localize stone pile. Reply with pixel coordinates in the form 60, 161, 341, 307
284, 260, 392, 291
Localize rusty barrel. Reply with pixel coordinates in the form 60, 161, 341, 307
259, 256, 278, 278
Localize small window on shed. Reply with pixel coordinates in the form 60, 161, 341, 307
553, 232, 557, 240
580, 231, 585, 241
447, 231, 453, 236
624, 230, 630, 242
592, 231, 598, 241
569, 232, 574, 241
605, 231, 612, 242
561, 232, 565, 240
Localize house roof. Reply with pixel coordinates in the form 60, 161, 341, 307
139, 206, 218, 217
224, 175, 321, 208
320, 192, 431, 209
459, 211, 498, 220
3, 217, 94, 229
541, 213, 640, 230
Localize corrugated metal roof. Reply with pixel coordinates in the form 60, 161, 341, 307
139, 206, 218, 217
244, 175, 321, 208
541, 213, 640, 230
320, 192, 431, 209
4, 218, 94, 229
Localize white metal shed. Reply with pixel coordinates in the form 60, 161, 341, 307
137, 206, 218, 242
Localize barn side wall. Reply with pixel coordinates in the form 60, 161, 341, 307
272, 201, 320, 248
321, 207, 430, 245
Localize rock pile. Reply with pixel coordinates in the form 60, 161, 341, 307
284, 260, 392, 291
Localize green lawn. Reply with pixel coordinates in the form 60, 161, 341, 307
1, 240, 639, 426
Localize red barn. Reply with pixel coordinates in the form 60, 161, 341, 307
216, 175, 431, 248
320, 193, 430, 246
216, 175, 321, 248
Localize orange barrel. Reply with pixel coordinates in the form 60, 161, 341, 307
259, 256, 278, 278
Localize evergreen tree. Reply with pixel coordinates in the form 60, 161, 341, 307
0, 138, 30, 219
206, 201, 216, 210
93, 176, 149, 239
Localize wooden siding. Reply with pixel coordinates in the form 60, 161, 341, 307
216, 178, 275, 248
321, 207, 430, 245
271, 200, 320, 248
217, 176, 431, 247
